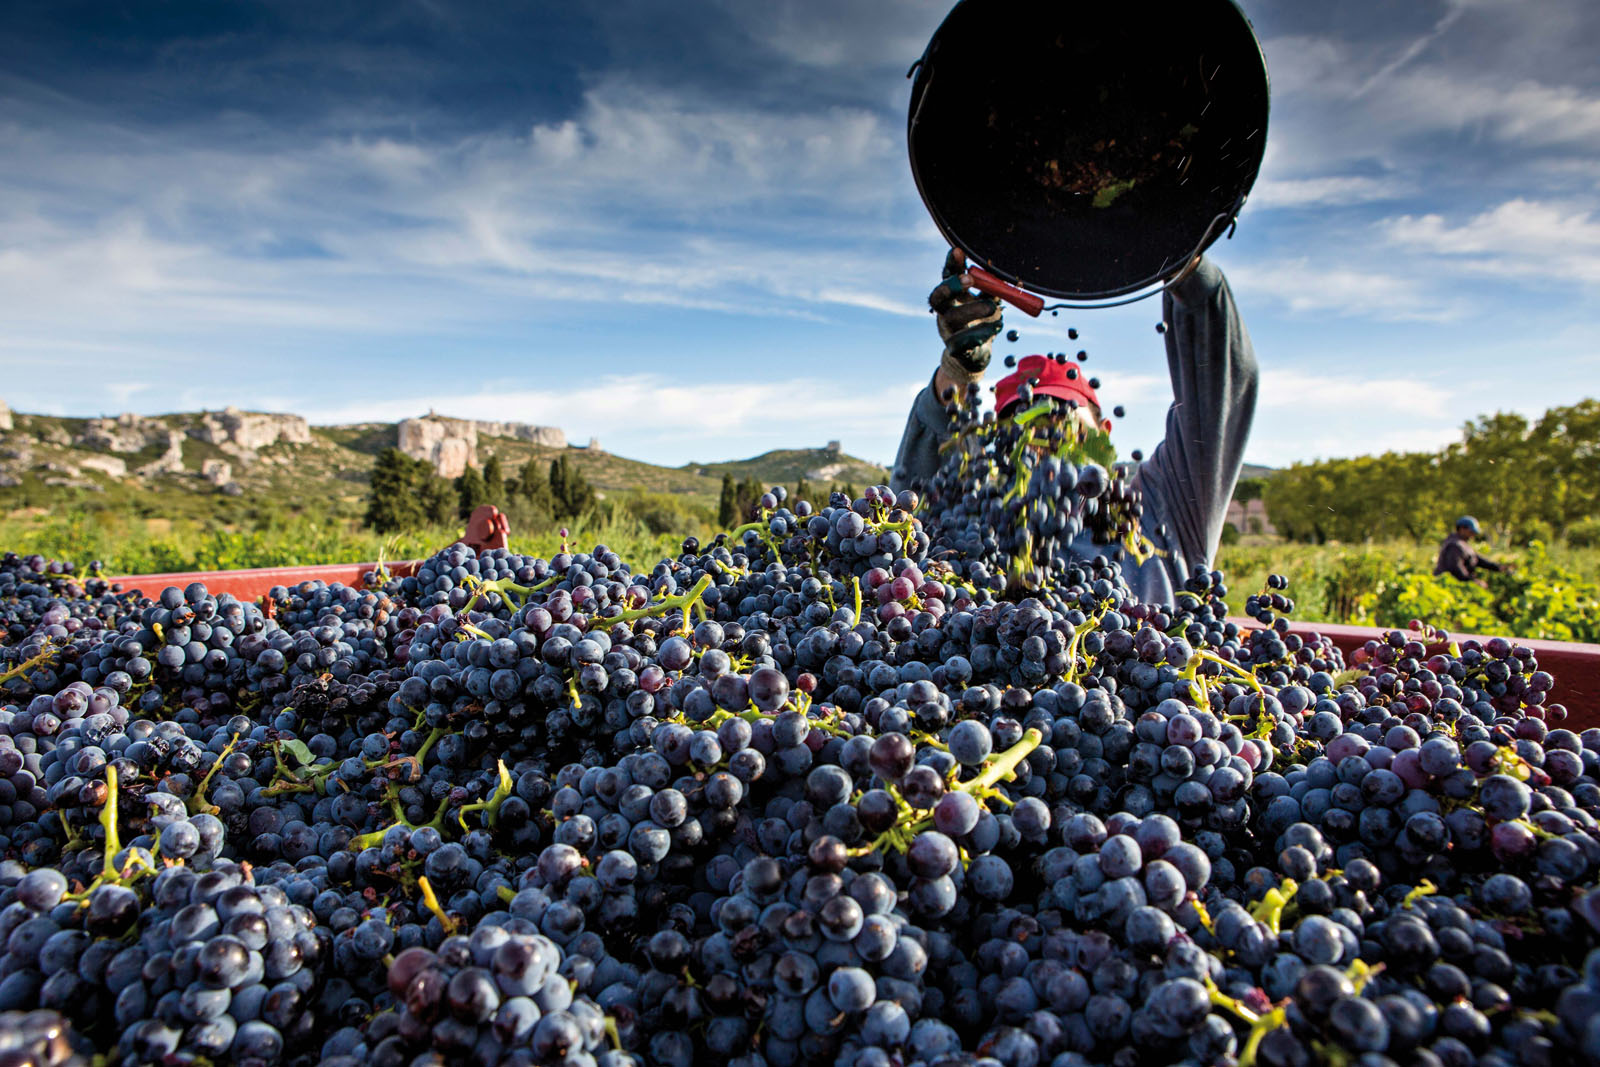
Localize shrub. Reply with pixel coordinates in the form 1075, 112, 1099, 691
1566, 516, 1600, 549
1321, 551, 1394, 624
617, 492, 714, 537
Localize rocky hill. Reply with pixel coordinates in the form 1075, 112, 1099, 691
0, 404, 890, 522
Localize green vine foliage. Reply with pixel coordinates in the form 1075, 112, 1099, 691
1369, 541, 1600, 642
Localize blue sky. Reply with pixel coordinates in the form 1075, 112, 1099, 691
1, 0, 1597, 469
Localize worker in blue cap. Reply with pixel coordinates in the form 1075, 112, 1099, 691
1433, 516, 1514, 585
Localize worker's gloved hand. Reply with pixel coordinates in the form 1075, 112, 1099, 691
928, 248, 1002, 386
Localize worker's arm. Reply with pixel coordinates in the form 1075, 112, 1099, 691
1129, 257, 1260, 567
1475, 554, 1503, 573
891, 250, 1001, 493
890, 374, 956, 493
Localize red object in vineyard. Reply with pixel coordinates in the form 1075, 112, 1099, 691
462, 505, 510, 552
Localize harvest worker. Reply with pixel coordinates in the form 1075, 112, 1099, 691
891, 248, 1259, 605
1434, 516, 1513, 585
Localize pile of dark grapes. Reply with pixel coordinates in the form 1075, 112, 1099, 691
919, 383, 1154, 595
0, 471, 1597, 1067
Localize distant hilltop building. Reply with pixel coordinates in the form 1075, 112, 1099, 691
825, 440, 841, 455
397, 413, 567, 477
1226, 498, 1275, 537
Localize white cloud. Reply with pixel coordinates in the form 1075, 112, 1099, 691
708, 0, 939, 77
1247, 175, 1403, 211
0, 77, 941, 363
1384, 198, 1600, 284
104, 383, 150, 408
1385, 73, 1600, 152
1245, 423, 1464, 467
1351, 5, 1464, 97
1258, 369, 1453, 419
1222, 259, 1468, 322
1255, 4, 1600, 193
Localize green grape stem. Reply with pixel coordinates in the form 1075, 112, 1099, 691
1250, 878, 1299, 935
604, 573, 714, 627
187, 732, 241, 815
0, 641, 61, 686
100, 763, 123, 881
417, 875, 457, 936
848, 728, 1044, 859
462, 574, 555, 615
456, 760, 514, 830
967, 727, 1044, 795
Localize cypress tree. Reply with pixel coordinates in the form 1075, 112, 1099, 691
718, 473, 738, 527
549, 457, 567, 516
520, 458, 554, 515
561, 460, 596, 520
457, 465, 489, 518
366, 448, 457, 532
735, 476, 763, 522
365, 448, 423, 533
420, 472, 456, 526
483, 454, 506, 504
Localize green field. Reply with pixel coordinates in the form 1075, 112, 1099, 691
0, 506, 689, 579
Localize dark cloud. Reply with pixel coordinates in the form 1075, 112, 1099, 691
0, 1, 602, 133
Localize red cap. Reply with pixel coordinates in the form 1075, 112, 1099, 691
995, 354, 1101, 418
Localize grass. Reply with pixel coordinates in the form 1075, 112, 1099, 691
0, 506, 690, 577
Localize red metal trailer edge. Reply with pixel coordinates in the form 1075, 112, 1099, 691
104, 564, 1598, 726
107, 561, 420, 602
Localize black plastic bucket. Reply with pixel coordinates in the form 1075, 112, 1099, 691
908, 0, 1270, 302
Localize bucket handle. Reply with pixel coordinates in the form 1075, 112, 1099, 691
966, 206, 1240, 315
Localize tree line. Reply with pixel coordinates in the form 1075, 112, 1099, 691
1264, 399, 1600, 546
365, 450, 595, 533
368, 449, 869, 537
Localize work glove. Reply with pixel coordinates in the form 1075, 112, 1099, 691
928, 248, 1002, 386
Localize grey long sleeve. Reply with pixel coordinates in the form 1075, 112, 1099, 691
890, 372, 954, 494
1130, 257, 1259, 573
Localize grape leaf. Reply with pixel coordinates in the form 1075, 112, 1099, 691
1062, 427, 1118, 471
279, 739, 314, 768
1093, 178, 1137, 208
